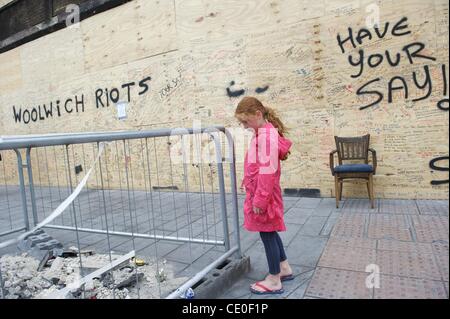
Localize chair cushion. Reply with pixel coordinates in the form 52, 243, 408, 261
334, 164, 374, 173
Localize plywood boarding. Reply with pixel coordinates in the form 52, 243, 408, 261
82, 0, 177, 73
0, 0, 448, 199
175, 0, 325, 47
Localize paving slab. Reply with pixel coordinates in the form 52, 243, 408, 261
416, 200, 449, 216
305, 267, 373, 299
374, 275, 447, 299
368, 214, 412, 241
376, 250, 442, 281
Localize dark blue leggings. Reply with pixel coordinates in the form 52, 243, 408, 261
259, 232, 287, 275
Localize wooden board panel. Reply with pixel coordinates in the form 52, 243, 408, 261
82, 0, 177, 73
0, 47, 22, 95
0, 0, 448, 199
175, 0, 325, 46
20, 27, 85, 90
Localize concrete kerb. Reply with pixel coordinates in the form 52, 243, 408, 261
190, 256, 251, 299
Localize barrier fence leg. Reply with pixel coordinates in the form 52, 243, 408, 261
25, 148, 39, 227
211, 132, 231, 252
225, 129, 242, 258
14, 150, 30, 231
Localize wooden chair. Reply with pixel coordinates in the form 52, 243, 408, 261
330, 134, 377, 208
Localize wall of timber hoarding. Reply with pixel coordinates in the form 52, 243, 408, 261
0, 0, 448, 199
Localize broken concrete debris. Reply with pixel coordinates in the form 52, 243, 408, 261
0, 251, 188, 299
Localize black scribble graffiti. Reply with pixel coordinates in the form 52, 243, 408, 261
255, 86, 269, 94
226, 81, 246, 98
430, 156, 449, 185
227, 81, 270, 98
438, 99, 449, 111
438, 64, 449, 111
430, 64, 449, 186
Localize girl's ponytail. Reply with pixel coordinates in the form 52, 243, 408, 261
264, 106, 288, 137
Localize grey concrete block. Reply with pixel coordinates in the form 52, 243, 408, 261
286, 235, 328, 268
193, 256, 251, 299
36, 240, 63, 250
284, 208, 314, 225
312, 207, 333, 217
23, 229, 45, 240
279, 224, 301, 246
295, 198, 322, 209
298, 217, 328, 236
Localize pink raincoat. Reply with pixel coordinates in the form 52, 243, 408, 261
241, 122, 293, 232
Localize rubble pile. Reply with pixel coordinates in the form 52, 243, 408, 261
0, 249, 188, 299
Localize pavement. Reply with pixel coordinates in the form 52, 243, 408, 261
219, 197, 449, 299
0, 185, 448, 299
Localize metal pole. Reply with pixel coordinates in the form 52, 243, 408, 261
209, 132, 230, 252
41, 224, 224, 247
97, 142, 116, 299
0, 127, 229, 151
64, 145, 85, 279
1, 153, 13, 232
0, 265, 5, 299
14, 149, 30, 231
25, 148, 39, 227
0, 227, 27, 237
225, 129, 242, 258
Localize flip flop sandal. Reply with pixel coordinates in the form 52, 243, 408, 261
281, 274, 295, 282
250, 282, 284, 295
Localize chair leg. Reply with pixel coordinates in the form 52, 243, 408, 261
366, 181, 371, 200
334, 176, 340, 208
339, 182, 343, 201
368, 174, 375, 209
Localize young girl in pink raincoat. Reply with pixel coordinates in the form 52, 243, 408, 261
235, 97, 294, 295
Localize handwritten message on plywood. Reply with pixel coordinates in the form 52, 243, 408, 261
0, 0, 448, 199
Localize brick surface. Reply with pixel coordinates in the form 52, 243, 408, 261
377, 240, 433, 254
379, 199, 419, 214
331, 214, 367, 238
341, 199, 379, 214
368, 214, 412, 241
374, 275, 447, 299
377, 250, 442, 280
327, 237, 377, 249
432, 242, 449, 281
411, 215, 449, 243
319, 245, 377, 272
416, 200, 449, 216
305, 268, 373, 299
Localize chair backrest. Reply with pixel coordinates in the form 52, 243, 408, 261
334, 134, 370, 164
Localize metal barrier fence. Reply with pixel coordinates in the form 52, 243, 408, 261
0, 127, 241, 299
